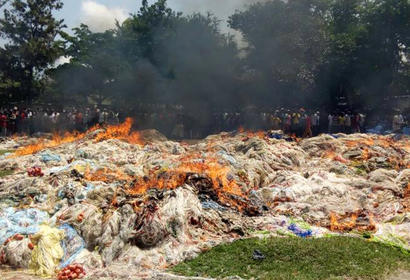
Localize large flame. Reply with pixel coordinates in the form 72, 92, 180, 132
237, 126, 266, 139
12, 118, 142, 157
127, 155, 248, 211
93, 118, 142, 144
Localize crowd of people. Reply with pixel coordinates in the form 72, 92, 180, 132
0, 106, 120, 136
211, 109, 367, 138
0, 104, 407, 139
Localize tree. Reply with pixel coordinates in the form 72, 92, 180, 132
49, 24, 129, 105
229, 0, 328, 107
358, 0, 410, 105
161, 13, 240, 113
116, 1, 240, 115
315, 0, 410, 109
53, 0, 240, 116
0, 0, 66, 103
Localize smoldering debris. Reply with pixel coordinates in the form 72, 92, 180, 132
0, 123, 409, 279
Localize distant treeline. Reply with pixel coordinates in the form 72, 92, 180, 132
0, 0, 409, 116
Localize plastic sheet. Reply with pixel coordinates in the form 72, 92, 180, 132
201, 200, 226, 211
2, 237, 32, 268
39, 151, 61, 163
0, 208, 49, 245
48, 160, 95, 175
59, 224, 86, 268
0, 130, 408, 279
288, 223, 312, 238
372, 222, 410, 253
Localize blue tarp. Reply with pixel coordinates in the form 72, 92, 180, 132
288, 223, 312, 238
59, 224, 85, 268
201, 200, 226, 211
267, 132, 283, 139
39, 152, 61, 163
0, 208, 49, 244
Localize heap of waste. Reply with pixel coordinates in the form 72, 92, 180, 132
0, 120, 409, 279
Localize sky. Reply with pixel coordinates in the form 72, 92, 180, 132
56, 0, 261, 33
1, 1, 261, 62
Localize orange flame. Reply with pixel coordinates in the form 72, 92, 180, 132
329, 211, 376, 232
361, 147, 370, 160
127, 155, 248, 211
237, 126, 266, 139
84, 167, 131, 183
12, 118, 142, 157
93, 118, 142, 145
329, 212, 358, 232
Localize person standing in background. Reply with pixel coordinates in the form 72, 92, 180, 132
312, 111, 320, 136
303, 112, 312, 138
0, 111, 7, 136
328, 113, 333, 133
344, 112, 351, 134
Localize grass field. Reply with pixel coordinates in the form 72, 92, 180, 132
172, 236, 410, 280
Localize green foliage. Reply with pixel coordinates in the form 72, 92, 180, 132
316, 0, 410, 109
229, 0, 409, 109
49, 0, 240, 115
49, 25, 124, 105
0, 150, 14, 156
0, 0, 66, 102
229, 0, 328, 107
1, 0, 409, 109
0, 170, 14, 178
172, 236, 410, 280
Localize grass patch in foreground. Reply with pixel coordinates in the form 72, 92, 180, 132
172, 236, 410, 280
0, 170, 14, 178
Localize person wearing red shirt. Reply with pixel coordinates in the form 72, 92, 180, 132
75, 111, 83, 132
0, 112, 7, 136
19, 110, 27, 134
303, 113, 313, 138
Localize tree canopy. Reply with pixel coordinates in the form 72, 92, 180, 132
0, 0, 66, 102
0, 0, 408, 111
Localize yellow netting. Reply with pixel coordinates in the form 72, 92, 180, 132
29, 224, 65, 277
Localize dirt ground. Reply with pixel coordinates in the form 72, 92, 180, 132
386, 270, 410, 280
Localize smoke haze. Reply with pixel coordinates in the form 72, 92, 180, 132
79, 0, 266, 35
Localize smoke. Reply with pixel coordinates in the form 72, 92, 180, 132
78, 1, 266, 38
168, 0, 266, 40
168, 0, 264, 19
80, 1, 128, 32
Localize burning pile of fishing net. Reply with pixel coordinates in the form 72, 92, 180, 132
0, 121, 409, 279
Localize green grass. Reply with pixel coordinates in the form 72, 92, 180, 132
0, 170, 14, 177
172, 237, 410, 280
0, 149, 13, 156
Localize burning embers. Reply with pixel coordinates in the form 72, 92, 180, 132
12, 118, 142, 156
321, 136, 409, 170
127, 156, 261, 215
329, 211, 376, 232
